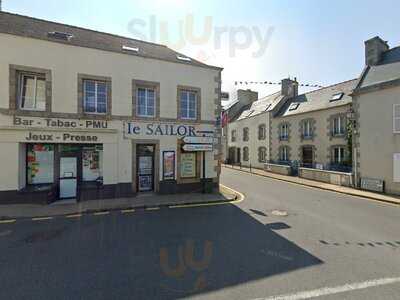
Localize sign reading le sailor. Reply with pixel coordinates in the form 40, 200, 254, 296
125, 123, 197, 137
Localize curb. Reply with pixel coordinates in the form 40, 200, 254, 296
0, 184, 244, 223
223, 165, 400, 206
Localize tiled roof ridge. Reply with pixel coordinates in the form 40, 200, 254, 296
293, 78, 358, 100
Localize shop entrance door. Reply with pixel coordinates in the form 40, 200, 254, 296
59, 156, 78, 199
137, 145, 155, 192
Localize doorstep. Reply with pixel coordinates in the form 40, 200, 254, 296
0, 185, 239, 219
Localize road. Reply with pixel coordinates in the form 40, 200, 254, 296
0, 167, 399, 299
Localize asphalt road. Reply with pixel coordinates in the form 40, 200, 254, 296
0, 167, 399, 300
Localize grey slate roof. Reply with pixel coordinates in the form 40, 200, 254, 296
237, 91, 283, 121
276, 79, 357, 117
0, 11, 222, 71
358, 47, 400, 90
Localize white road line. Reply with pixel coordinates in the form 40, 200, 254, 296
252, 277, 400, 300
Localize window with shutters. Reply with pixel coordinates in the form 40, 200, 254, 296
393, 104, 400, 133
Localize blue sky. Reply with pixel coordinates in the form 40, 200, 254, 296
4, 0, 400, 100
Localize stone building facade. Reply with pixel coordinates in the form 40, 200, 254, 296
0, 12, 222, 204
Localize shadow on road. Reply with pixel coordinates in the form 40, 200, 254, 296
0, 204, 323, 300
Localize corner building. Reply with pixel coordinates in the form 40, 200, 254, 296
0, 12, 222, 204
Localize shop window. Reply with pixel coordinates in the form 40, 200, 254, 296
83, 80, 107, 114
27, 144, 54, 185
18, 73, 46, 111
137, 87, 155, 117
180, 152, 197, 178
82, 145, 103, 182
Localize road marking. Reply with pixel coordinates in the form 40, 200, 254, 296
32, 217, 53, 221
0, 219, 16, 224
93, 211, 110, 216
121, 209, 135, 214
252, 277, 400, 300
65, 214, 82, 219
145, 207, 160, 211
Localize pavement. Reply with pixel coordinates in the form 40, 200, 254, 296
0, 168, 399, 300
223, 164, 400, 206
0, 185, 238, 220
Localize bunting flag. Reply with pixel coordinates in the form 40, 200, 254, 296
221, 111, 229, 128
234, 81, 324, 88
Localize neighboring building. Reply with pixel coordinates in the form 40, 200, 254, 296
221, 89, 258, 163
271, 79, 357, 171
352, 36, 400, 195
226, 79, 297, 168
0, 12, 222, 204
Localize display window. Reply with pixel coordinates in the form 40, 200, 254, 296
27, 144, 55, 185
82, 145, 103, 182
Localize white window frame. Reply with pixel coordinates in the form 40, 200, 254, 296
280, 124, 289, 140
393, 104, 400, 133
136, 87, 155, 117
303, 120, 312, 138
333, 146, 345, 164
280, 146, 289, 161
83, 80, 108, 114
18, 73, 46, 111
180, 90, 197, 120
333, 116, 345, 136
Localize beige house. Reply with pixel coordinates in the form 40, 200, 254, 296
352, 36, 400, 195
226, 79, 297, 169
270, 79, 356, 172
0, 12, 222, 204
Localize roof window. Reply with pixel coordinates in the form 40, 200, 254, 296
177, 55, 192, 62
122, 45, 139, 52
47, 31, 73, 41
288, 103, 300, 111
330, 92, 344, 102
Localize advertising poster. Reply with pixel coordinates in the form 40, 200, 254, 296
163, 151, 175, 180
181, 153, 196, 178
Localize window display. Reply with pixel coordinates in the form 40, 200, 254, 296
82, 145, 103, 181
180, 152, 196, 178
27, 144, 54, 185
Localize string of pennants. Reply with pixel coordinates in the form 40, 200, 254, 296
234, 81, 324, 88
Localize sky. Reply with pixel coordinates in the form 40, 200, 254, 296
3, 0, 400, 103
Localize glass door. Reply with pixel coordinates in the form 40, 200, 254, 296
59, 157, 78, 199
137, 145, 155, 192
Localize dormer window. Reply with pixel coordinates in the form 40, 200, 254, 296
289, 103, 300, 111
47, 31, 73, 41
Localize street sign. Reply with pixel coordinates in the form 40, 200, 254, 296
183, 136, 214, 144
182, 144, 213, 152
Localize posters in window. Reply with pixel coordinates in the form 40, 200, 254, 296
181, 153, 196, 178
163, 151, 175, 180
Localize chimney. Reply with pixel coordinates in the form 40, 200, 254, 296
281, 78, 298, 98
365, 36, 389, 66
237, 89, 258, 107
